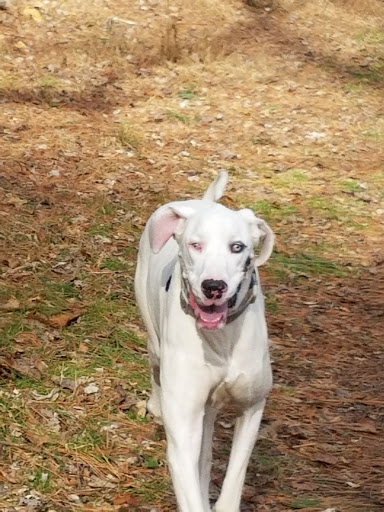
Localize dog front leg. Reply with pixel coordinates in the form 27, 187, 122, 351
199, 405, 217, 511
213, 400, 266, 512
162, 398, 206, 512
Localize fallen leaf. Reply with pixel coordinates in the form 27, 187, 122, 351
113, 492, 139, 506
0, 354, 47, 380
28, 308, 85, 328
1, 257, 20, 269
350, 419, 377, 434
24, 430, 50, 446
51, 376, 77, 391
88, 475, 116, 489
84, 383, 99, 395
47, 309, 85, 328
135, 399, 147, 418
78, 341, 88, 353
15, 331, 43, 347
22, 6, 43, 22
307, 452, 338, 465
0, 297, 21, 311
292, 481, 319, 491
5, 195, 28, 207
15, 40, 28, 49
118, 396, 137, 411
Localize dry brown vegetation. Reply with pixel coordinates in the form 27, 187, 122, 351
0, 0, 383, 511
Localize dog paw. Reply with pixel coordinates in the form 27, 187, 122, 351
146, 396, 163, 424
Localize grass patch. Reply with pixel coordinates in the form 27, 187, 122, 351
273, 169, 311, 190
341, 178, 363, 192
87, 223, 113, 236
100, 258, 128, 271
306, 196, 345, 220
0, 318, 26, 346
349, 63, 384, 83
270, 251, 348, 279
68, 425, 107, 452
118, 122, 143, 151
362, 129, 384, 141
265, 292, 279, 313
31, 469, 54, 493
356, 29, 384, 44
166, 110, 190, 123
290, 496, 323, 509
179, 85, 198, 100
251, 200, 298, 221
131, 477, 171, 503
39, 75, 61, 88
53, 320, 149, 388
34, 278, 81, 316
256, 453, 281, 474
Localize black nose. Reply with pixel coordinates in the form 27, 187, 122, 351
201, 279, 228, 299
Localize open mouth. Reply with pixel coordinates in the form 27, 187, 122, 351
189, 291, 228, 330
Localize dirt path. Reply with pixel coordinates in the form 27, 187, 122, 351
0, 1, 383, 511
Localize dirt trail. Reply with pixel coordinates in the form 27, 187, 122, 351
0, 1, 383, 511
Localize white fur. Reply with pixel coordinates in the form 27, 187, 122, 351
135, 172, 274, 512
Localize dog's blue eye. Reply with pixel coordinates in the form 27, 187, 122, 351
231, 243, 245, 253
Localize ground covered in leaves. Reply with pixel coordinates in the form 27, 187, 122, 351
0, 0, 383, 511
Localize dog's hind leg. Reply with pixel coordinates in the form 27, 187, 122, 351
213, 400, 265, 512
199, 405, 217, 511
146, 362, 162, 422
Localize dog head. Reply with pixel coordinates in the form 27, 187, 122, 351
149, 200, 274, 330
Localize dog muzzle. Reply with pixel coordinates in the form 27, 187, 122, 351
178, 271, 258, 330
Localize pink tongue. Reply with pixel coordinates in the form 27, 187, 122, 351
189, 291, 228, 328
199, 303, 228, 323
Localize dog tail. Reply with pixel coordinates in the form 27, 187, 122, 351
202, 170, 229, 202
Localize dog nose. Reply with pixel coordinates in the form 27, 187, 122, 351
201, 279, 228, 299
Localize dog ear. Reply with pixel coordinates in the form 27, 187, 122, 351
239, 208, 275, 267
149, 203, 195, 253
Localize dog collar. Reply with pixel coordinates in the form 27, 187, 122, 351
175, 270, 257, 326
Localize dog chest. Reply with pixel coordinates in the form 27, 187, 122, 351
209, 365, 272, 411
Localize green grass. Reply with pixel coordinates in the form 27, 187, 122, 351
356, 29, 384, 44
68, 425, 108, 452
0, 318, 26, 346
290, 496, 323, 509
33, 278, 82, 316
100, 258, 128, 271
32, 469, 54, 493
87, 223, 113, 236
306, 196, 345, 220
256, 454, 281, 474
97, 202, 120, 216
125, 409, 150, 423
306, 193, 370, 224
131, 477, 171, 503
251, 200, 298, 221
0, 394, 28, 427
143, 455, 162, 469
362, 129, 384, 141
270, 251, 348, 279
10, 376, 51, 393
345, 82, 364, 94
341, 178, 363, 192
275, 169, 310, 185
166, 110, 190, 123
118, 122, 143, 151
179, 85, 198, 100
41, 279, 80, 299
349, 64, 384, 84
265, 293, 279, 313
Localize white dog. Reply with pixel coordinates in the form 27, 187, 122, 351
135, 171, 274, 512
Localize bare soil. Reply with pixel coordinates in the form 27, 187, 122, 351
0, 1, 383, 511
